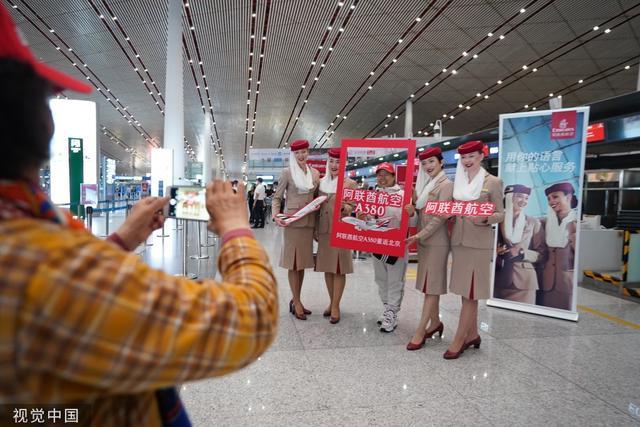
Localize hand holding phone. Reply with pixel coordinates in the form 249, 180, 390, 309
205, 180, 250, 235
116, 196, 170, 250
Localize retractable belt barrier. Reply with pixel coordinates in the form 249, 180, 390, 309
583, 229, 640, 299
84, 204, 132, 236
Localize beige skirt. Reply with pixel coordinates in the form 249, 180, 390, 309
279, 226, 315, 270
315, 233, 354, 274
450, 246, 492, 300
415, 243, 449, 295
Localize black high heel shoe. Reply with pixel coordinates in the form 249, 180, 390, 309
289, 300, 307, 320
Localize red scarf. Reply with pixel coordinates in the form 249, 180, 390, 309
0, 180, 86, 230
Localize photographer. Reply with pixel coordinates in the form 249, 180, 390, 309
0, 5, 278, 426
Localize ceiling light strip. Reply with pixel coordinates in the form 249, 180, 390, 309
413, 10, 640, 136
182, 0, 225, 161
248, 0, 272, 152
472, 55, 640, 133
281, 0, 360, 146
12, 0, 156, 147
361, 0, 555, 140
276, 0, 356, 148
94, 0, 166, 106
314, 0, 443, 147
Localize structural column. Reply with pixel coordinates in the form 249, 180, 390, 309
163, 0, 185, 184
404, 99, 413, 138
202, 140, 212, 184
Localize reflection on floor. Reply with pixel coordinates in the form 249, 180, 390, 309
152, 224, 639, 426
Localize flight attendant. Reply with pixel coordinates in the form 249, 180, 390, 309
495, 184, 546, 305
540, 182, 578, 311
315, 147, 357, 324
446, 140, 504, 359
272, 139, 320, 320
405, 147, 453, 350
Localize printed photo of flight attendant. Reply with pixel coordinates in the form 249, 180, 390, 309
405, 147, 452, 350
494, 184, 546, 305
272, 139, 320, 320
540, 182, 578, 311
315, 147, 357, 324
446, 140, 504, 360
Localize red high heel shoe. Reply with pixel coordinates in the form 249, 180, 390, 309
329, 308, 341, 324
443, 344, 464, 360
406, 322, 444, 351
290, 299, 311, 315
289, 300, 307, 320
463, 335, 481, 351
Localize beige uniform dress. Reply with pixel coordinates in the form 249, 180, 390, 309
412, 175, 453, 295
540, 217, 576, 310
315, 178, 357, 274
272, 167, 320, 270
494, 215, 546, 304
450, 173, 504, 300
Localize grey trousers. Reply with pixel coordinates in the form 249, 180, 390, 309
373, 256, 408, 313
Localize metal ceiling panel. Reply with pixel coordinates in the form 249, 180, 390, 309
9, 0, 640, 176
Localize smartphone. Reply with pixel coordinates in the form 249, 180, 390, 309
165, 186, 209, 221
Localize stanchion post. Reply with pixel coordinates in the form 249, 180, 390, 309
157, 222, 170, 238
86, 206, 93, 232
201, 221, 216, 247
177, 220, 197, 279
190, 221, 209, 259
105, 207, 110, 236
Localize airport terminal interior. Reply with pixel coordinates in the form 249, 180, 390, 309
3, 0, 640, 425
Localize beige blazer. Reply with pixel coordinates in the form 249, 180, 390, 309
451, 173, 504, 249
540, 217, 576, 292
496, 215, 546, 291
317, 178, 357, 235
413, 175, 453, 247
272, 167, 320, 228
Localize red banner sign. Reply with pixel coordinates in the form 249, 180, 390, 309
551, 110, 577, 140
330, 139, 416, 257
586, 122, 605, 143
424, 201, 495, 217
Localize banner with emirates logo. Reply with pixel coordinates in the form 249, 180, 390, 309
489, 107, 590, 322
551, 110, 578, 139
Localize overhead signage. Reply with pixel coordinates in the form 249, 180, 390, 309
586, 122, 605, 143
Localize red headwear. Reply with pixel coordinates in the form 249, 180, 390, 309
505, 184, 532, 195
290, 139, 310, 151
419, 146, 442, 160
545, 182, 574, 196
375, 162, 395, 175
0, 3, 91, 93
328, 148, 341, 159
545, 182, 578, 208
457, 140, 485, 155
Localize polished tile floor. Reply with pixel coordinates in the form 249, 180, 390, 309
117, 219, 640, 426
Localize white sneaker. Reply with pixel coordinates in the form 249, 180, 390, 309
377, 305, 388, 325
380, 310, 397, 333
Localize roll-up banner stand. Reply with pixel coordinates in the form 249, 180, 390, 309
330, 139, 416, 258
487, 107, 590, 322
49, 99, 98, 217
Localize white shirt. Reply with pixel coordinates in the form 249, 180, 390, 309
254, 183, 266, 201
